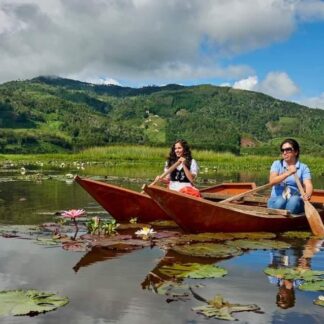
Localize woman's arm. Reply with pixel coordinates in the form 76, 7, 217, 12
269, 165, 296, 185
303, 179, 313, 201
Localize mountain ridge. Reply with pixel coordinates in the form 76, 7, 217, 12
0, 76, 323, 155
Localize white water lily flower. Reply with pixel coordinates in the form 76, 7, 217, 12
318, 295, 324, 301
135, 227, 156, 237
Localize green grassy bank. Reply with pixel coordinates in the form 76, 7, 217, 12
0, 145, 323, 173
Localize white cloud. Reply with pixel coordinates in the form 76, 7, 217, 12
296, 0, 324, 20
0, 0, 323, 85
258, 72, 299, 98
74, 76, 122, 86
300, 92, 324, 109
219, 82, 231, 87
232, 72, 299, 99
233, 76, 258, 91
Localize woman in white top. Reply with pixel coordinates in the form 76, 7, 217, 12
156, 139, 199, 192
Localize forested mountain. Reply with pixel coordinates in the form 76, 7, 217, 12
0, 76, 324, 155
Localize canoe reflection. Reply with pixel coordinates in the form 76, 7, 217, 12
141, 250, 239, 294
73, 244, 143, 273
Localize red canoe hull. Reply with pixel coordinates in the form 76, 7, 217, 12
75, 176, 170, 222
144, 185, 324, 233
75, 176, 257, 223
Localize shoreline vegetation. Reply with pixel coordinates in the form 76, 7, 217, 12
1, 145, 324, 173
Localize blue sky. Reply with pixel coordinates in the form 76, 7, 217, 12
1, 0, 324, 108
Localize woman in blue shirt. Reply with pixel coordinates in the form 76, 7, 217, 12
267, 138, 313, 214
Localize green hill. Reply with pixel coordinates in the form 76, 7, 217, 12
0, 76, 323, 155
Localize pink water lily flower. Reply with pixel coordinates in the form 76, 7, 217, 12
62, 209, 85, 219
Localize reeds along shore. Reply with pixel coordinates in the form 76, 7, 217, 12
1, 145, 324, 173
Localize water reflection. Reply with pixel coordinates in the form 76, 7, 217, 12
266, 238, 324, 310
1, 166, 324, 322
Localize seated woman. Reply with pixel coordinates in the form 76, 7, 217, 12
267, 138, 313, 214
155, 139, 199, 195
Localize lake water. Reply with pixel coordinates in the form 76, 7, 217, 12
0, 163, 324, 323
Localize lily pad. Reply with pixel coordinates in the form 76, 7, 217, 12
299, 280, 324, 291
176, 233, 235, 244
226, 239, 291, 250
230, 232, 277, 239
118, 223, 148, 230
281, 231, 312, 239
153, 281, 191, 301
62, 241, 89, 252
158, 263, 228, 279
314, 296, 324, 307
172, 243, 243, 258
149, 220, 179, 228
152, 231, 181, 239
34, 237, 61, 247
192, 294, 261, 320
0, 289, 69, 316
264, 267, 324, 281
0, 225, 43, 238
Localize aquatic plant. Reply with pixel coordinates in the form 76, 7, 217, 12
264, 267, 324, 281
172, 242, 243, 258
86, 216, 100, 235
281, 231, 312, 239
101, 219, 119, 235
0, 289, 68, 316
192, 293, 262, 320
299, 280, 324, 291
158, 263, 228, 279
86, 217, 119, 236
62, 209, 86, 240
129, 217, 138, 224
135, 226, 156, 240
226, 239, 291, 250
314, 295, 324, 307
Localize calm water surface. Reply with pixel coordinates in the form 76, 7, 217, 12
0, 164, 324, 323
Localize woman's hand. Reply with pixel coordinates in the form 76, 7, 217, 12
287, 165, 297, 175
303, 193, 311, 201
178, 157, 186, 163
155, 175, 170, 184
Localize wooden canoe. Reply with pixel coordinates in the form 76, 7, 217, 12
143, 185, 324, 233
75, 176, 257, 223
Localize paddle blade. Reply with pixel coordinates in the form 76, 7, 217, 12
304, 202, 324, 236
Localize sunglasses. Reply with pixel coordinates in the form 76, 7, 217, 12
281, 147, 294, 153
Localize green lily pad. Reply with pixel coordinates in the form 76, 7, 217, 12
34, 237, 61, 247
226, 239, 291, 250
0, 225, 43, 238
281, 231, 312, 239
192, 294, 261, 320
230, 232, 277, 239
299, 280, 324, 291
149, 220, 179, 228
314, 296, 324, 306
172, 243, 243, 258
264, 267, 324, 281
0, 289, 69, 316
176, 233, 235, 244
158, 263, 228, 279
155, 281, 189, 296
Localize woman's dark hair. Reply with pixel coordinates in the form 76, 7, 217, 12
167, 139, 192, 168
276, 284, 295, 309
280, 138, 300, 159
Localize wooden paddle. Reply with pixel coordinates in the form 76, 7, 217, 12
219, 182, 272, 204
141, 160, 182, 192
294, 174, 324, 236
